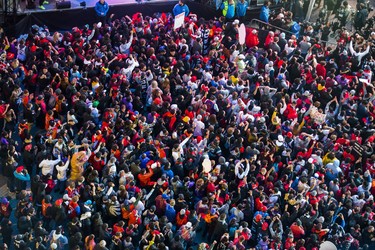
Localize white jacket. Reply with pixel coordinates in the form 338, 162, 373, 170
56, 159, 70, 181
39, 157, 61, 176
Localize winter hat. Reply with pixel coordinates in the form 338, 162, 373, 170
157, 178, 166, 186
84, 200, 92, 206
275, 135, 284, 146
308, 158, 317, 164
55, 199, 63, 206
317, 216, 325, 223
129, 197, 137, 203
255, 214, 262, 222
16, 166, 24, 173
25, 144, 32, 151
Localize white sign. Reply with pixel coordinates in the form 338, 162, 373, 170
239, 23, 246, 45
202, 158, 212, 173
310, 106, 326, 125
174, 12, 185, 30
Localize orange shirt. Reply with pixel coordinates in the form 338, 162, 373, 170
45, 113, 54, 130
138, 169, 154, 187
128, 210, 141, 226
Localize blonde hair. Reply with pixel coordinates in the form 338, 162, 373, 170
170, 199, 175, 206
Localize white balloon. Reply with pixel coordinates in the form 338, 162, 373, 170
239, 23, 246, 45
319, 241, 337, 250
202, 159, 211, 173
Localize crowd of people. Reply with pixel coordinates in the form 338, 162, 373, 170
0, 0, 374, 249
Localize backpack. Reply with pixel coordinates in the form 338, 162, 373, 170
15, 202, 30, 218
127, 186, 136, 198
47, 95, 56, 110
224, 135, 233, 149
143, 211, 157, 226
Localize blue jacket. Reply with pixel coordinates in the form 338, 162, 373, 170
259, 5, 269, 23
162, 166, 174, 179
139, 152, 152, 169
173, 3, 190, 17
13, 171, 30, 181
95, 1, 109, 17
236, 1, 248, 17
165, 204, 176, 223
221, 1, 236, 19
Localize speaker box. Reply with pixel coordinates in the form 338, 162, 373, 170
56, 1, 71, 9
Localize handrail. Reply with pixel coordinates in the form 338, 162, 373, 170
249, 18, 296, 37
248, 18, 338, 48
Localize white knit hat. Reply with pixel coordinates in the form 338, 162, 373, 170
99, 240, 106, 247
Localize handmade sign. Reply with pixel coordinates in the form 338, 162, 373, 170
174, 12, 185, 30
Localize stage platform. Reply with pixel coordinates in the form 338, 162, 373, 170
5, 0, 278, 37
19, 0, 168, 14
6, 1, 216, 36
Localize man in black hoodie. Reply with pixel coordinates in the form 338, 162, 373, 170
210, 213, 229, 243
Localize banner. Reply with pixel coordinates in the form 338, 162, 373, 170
174, 12, 185, 30
310, 107, 326, 125
352, 142, 364, 157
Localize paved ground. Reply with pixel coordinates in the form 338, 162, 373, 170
309, 0, 375, 24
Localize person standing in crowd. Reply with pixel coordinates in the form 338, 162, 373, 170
95, 0, 109, 25
221, 0, 236, 21
293, 0, 305, 22
336, 1, 352, 28
354, 3, 369, 31
325, 0, 337, 22
260, 0, 271, 23
173, 0, 190, 17
236, 0, 248, 23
